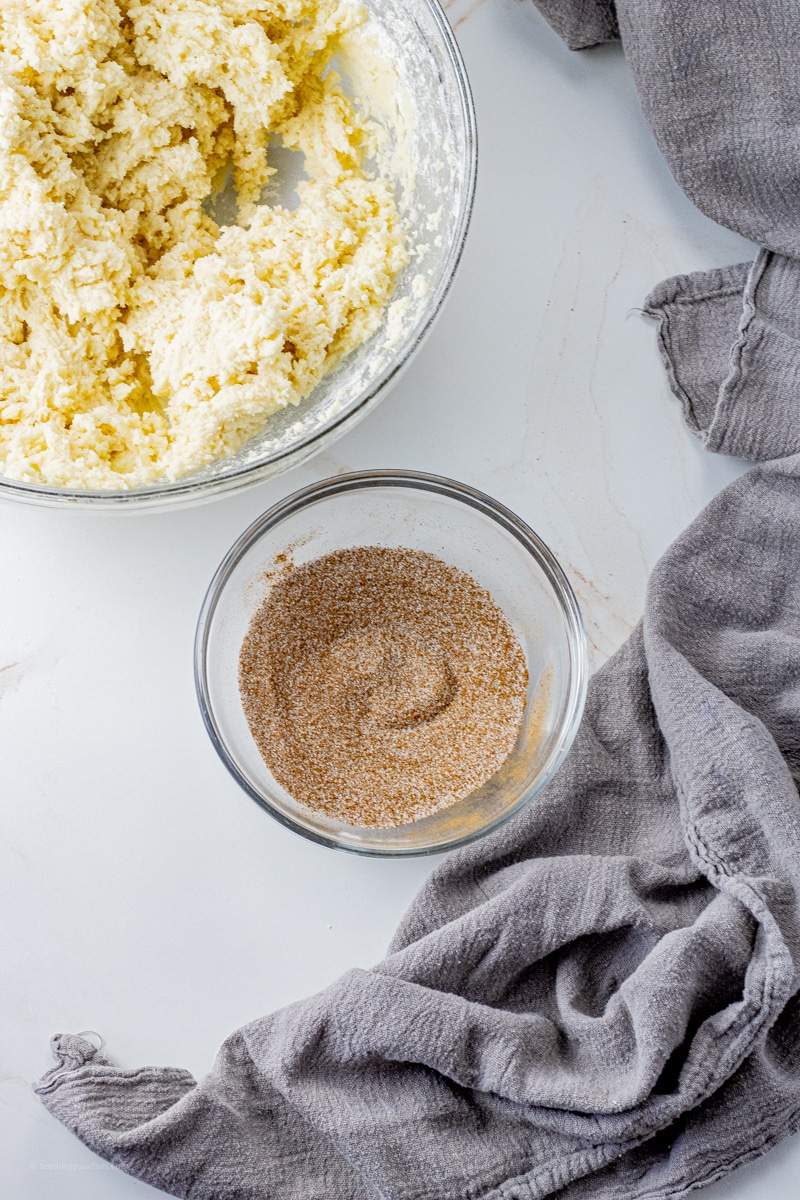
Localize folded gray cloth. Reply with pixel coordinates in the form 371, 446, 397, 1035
646, 252, 800, 463
531, 0, 618, 49
538, 0, 800, 457
35, 3, 800, 1198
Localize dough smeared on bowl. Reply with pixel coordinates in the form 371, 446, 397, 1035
0, 0, 408, 488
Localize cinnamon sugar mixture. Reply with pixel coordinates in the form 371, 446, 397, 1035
238, 546, 528, 828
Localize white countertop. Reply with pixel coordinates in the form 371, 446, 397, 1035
2, 2, 798, 1196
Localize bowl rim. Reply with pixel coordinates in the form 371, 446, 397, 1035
0, 0, 478, 511
194, 469, 589, 856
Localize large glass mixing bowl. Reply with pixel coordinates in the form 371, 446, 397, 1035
0, 1, 476, 510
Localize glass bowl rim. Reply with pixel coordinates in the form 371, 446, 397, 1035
194, 468, 589, 857
0, 0, 477, 511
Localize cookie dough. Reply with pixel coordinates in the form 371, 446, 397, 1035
0, 0, 408, 488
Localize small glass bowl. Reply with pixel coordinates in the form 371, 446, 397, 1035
195, 471, 587, 856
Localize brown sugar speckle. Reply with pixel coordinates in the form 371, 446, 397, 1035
238, 546, 528, 828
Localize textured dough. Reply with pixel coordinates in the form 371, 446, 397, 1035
0, 0, 408, 488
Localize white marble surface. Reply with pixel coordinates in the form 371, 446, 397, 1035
2, 2, 798, 1196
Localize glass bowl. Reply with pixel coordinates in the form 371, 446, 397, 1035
0, 0, 475, 511
195, 471, 588, 856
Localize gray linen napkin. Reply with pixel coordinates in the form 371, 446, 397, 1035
35, 2, 800, 1197
537, 0, 800, 462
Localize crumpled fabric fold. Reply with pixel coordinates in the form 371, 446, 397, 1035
646, 252, 800, 463
35, 1, 800, 1197
532, 0, 618, 50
